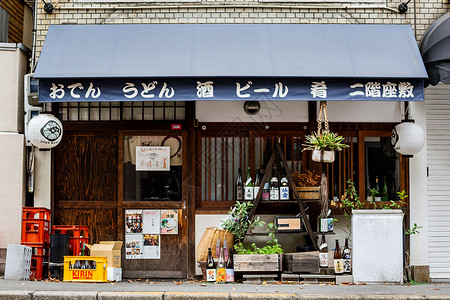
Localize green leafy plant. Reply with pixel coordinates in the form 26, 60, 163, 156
234, 222, 283, 255
220, 201, 265, 244
369, 188, 379, 198
406, 223, 423, 235
379, 190, 407, 209
302, 130, 350, 152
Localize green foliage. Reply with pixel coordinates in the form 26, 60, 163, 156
340, 180, 365, 220
406, 223, 423, 235
234, 222, 283, 255
302, 130, 350, 152
369, 188, 379, 197
220, 201, 265, 243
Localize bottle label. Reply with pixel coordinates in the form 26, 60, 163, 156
319, 243, 328, 250
244, 187, 254, 200
225, 268, 235, 282
216, 268, 226, 282
236, 187, 243, 200
334, 259, 344, 274
254, 187, 260, 197
262, 191, 270, 201
206, 269, 217, 282
319, 252, 328, 267
270, 189, 279, 200
280, 187, 289, 200
344, 259, 351, 273
245, 178, 252, 185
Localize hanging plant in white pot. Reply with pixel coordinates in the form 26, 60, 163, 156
302, 102, 349, 163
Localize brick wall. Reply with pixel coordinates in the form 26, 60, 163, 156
35, 0, 449, 60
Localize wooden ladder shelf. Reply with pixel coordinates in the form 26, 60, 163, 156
246, 143, 318, 250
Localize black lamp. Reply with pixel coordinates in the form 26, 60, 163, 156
398, 0, 411, 13
42, 0, 54, 13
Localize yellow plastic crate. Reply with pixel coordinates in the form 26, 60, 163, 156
63, 256, 107, 282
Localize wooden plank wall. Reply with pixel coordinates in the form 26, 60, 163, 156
0, 0, 24, 43
53, 135, 118, 244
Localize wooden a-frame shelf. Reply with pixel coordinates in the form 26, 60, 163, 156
246, 143, 318, 250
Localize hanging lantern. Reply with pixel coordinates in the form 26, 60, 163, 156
391, 119, 425, 157
27, 114, 63, 149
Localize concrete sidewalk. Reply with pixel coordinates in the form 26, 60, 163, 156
0, 279, 450, 299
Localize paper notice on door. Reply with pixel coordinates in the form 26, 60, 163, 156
136, 146, 170, 171
143, 234, 160, 259
160, 210, 178, 234
143, 210, 161, 234
125, 234, 144, 259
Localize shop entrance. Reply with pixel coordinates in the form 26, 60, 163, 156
119, 132, 187, 279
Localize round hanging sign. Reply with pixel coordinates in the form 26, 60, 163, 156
391, 120, 425, 157
27, 114, 63, 149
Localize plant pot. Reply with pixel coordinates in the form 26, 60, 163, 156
233, 254, 282, 272
312, 150, 335, 163
296, 186, 320, 200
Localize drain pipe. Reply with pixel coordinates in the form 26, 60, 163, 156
30, 0, 38, 72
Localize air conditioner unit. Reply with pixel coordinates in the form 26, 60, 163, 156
24, 73, 43, 146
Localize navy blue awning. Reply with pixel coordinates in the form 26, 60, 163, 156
34, 24, 427, 102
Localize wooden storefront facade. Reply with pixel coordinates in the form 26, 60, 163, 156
50, 101, 410, 278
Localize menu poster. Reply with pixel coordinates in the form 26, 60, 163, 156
136, 146, 170, 171
125, 234, 144, 259
143, 234, 161, 259
143, 210, 160, 234
160, 210, 178, 235
125, 210, 143, 234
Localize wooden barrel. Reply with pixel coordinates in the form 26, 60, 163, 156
196, 227, 234, 262
297, 186, 321, 200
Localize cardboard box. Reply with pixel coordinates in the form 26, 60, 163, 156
107, 267, 122, 282
86, 241, 123, 268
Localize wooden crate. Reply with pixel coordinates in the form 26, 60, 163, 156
234, 254, 282, 272
296, 187, 320, 200
282, 251, 319, 274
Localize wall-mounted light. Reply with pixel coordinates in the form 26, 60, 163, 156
42, 0, 55, 13
398, 0, 411, 14
243, 101, 260, 115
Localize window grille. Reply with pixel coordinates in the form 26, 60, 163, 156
58, 101, 186, 121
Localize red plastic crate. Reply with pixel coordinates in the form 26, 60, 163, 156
51, 226, 89, 256
22, 207, 50, 221
21, 219, 50, 244
30, 254, 49, 280
21, 242, 49, 256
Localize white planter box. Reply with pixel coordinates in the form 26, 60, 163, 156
352, 209, 403, 285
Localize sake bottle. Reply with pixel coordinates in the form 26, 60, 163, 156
334, 239, 344, 274
254, 168, 261, 199
319, 234, 329, 268
262, 182, 270, 201
235, 168, 243, 201
206, 247, 217, 282
244, 167, 254, 201
225, 248, 235, 282
216, 247, 226, 282
269, 168, 279, 201
279, 171, 289, 200
343, 238, 352, 274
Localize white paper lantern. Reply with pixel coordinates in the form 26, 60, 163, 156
27, 114, 63, 149
391, 120, 425, 157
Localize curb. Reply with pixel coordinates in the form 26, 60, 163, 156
0, 291, 449, 299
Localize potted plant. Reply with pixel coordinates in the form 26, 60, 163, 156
302, 130, 349, 163
220, 201, 265, 245
292, 169, 321, 201
332, 180, 410, 284
233, 223, 283, 273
